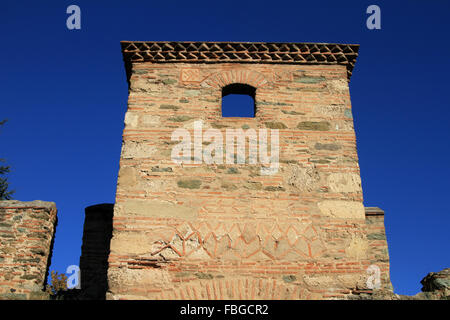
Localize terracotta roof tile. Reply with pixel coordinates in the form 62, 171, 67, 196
121, 41, 359, 82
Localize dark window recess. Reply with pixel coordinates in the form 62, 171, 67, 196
221, 83, 256, 117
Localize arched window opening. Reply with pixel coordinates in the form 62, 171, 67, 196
221, 83, 256, 117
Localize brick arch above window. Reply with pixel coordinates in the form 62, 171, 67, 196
201, 69, 269, 89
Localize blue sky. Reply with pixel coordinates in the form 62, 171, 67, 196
1, 0, 449, 295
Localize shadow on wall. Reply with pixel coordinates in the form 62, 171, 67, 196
78, 203, 114, 300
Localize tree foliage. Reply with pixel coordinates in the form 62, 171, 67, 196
45, 270, 68, 299
0, 120, 14, 200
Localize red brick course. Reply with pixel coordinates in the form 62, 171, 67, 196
107, 41, 392, 300
0, 200, 57, 300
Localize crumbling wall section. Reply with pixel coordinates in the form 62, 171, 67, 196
0, 200, 57, 300
364, 207, 392, 292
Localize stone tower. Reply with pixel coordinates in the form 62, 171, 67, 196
107, 41, 392, 299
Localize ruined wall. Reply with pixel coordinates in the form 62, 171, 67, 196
364, 207, 392, 292
107, 41, 392, 299
0, 200, 57, 300
79, 203, 113, 299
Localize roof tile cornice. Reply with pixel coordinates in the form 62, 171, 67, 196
121, 41, 359, 81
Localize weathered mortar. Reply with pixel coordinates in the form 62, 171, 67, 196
107, 41, 393, 299
364, 207, 392, 292
0, 200, 57, 300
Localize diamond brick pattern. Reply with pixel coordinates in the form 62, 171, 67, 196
150, 221, 325, 260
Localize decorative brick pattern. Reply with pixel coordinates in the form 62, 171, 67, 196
121, 41, 359, 82
107, 41, 391, 300
0, 200, 57, 300
131, 220, 325, 260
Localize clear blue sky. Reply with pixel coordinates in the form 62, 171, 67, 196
1, 0, 449, 295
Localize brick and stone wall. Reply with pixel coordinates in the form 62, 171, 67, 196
107, 41, 393, 299
364, 207, 392, 292
0, 200, 57, 300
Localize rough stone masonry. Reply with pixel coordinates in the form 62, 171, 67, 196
0, 200, 57, 300
107, 41, 392, 299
